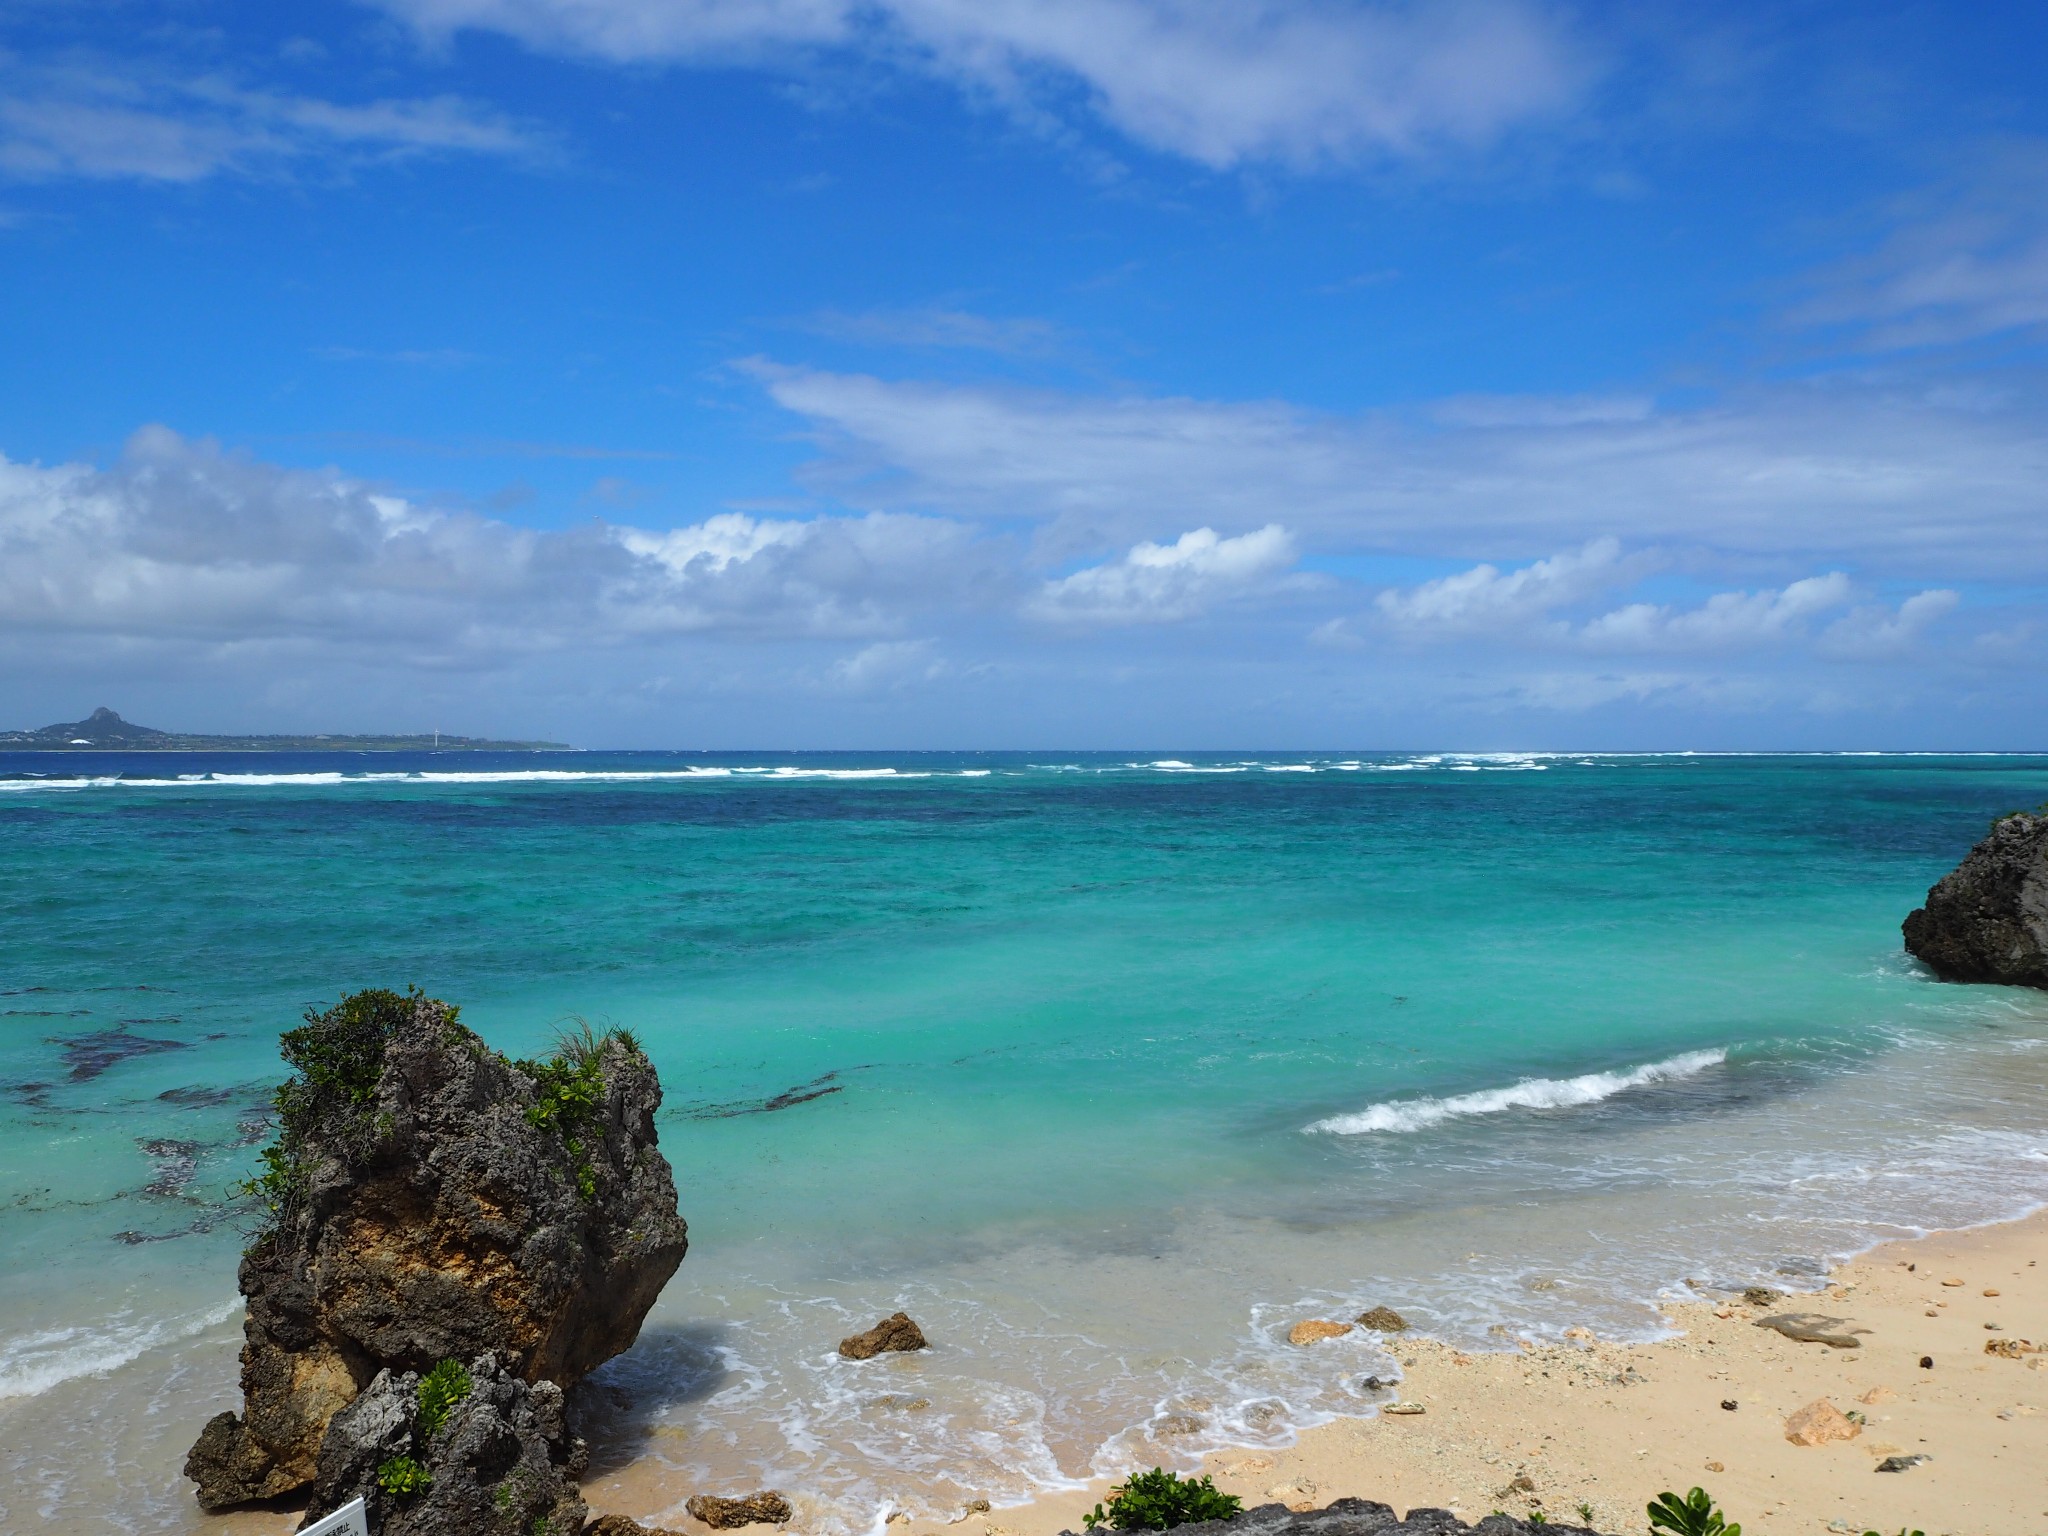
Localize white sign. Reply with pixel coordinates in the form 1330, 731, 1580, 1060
301, 1497, 371, 1536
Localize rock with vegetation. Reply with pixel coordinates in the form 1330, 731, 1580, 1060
299, 1352, 588, 1536
184, 988, 689, 1509
1903, 810, 2048, 988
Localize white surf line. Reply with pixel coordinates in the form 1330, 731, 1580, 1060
1305, 1048, 1729, 1135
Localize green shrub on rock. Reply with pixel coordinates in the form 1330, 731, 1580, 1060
377, 1454, 432, 1497
1085, 1468, 1243, 1531
417, 1358, 473, 1438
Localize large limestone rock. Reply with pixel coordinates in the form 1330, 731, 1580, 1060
299, 1352, 588, 1536
1903, 811, 2048, 988
185, 991, 689, 1509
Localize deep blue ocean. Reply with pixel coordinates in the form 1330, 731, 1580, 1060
4, 750, 2047, 1534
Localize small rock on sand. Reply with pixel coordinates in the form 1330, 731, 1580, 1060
1984, 1287, 2001, 1296
686, 1493, 794, 1529
1875, 1454, 1931, 1473
1984, 1338, 2036, 1358
1785, 1399, 1860, 1447
1382, 1402, 1426, 1415
1858, 1385, 1896, 1404
1290, 1320, 1353, 1346
1742, 1286, 1781, 1307
1941, 1277, 1965, 1287
1754, 1313, 1868, 1349
588, 1519, 684, 1536
839, 1313, 928, 1360
1355, 1306, 1409, 1332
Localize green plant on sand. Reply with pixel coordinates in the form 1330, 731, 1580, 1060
1648, 1488, 1740, 1536
416, 1357, 473, 1438
1084, 1469, 1243, 1531
377, 1454, 432, 1497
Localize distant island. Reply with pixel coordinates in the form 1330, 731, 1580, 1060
0, 707, 570, 752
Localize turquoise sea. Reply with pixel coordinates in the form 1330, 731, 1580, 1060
4, 751, 2047, 1534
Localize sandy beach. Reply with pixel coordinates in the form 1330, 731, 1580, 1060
576, 1209, 2048, 1536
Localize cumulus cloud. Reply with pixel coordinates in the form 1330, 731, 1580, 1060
1031, 524, 1295, 624
749, 362, 2048, 578
1818, 588, 1960, 659
0, 59, 544, 183
1374, 537, 1633, 636
1580, 573, 1853, 651
367, 0, 1589, 169
1366, 549, 1961, 662
0, 427, 987, 654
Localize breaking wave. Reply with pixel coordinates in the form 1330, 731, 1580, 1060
1306, 1048, 1729, 1135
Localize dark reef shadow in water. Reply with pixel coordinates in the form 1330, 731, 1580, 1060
52, 1025, 190, 1081
573, 1321, 738, 1476
672, 1067, 876, 1120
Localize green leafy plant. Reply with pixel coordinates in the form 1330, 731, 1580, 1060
1084, 1469, 1243, 1531
417, 1357, 473, 1438
1859, 1529, 1925, 1536
377, 1454, 432, 1497
1648, 1488, 1739, 1536
1576, 1503, 1596, 1524
239, 988, 446, 1233
509, 1020, 643, 1202
1528, 1514, 1548, 1526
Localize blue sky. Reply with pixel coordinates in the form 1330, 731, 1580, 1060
2, 0, 2045, 748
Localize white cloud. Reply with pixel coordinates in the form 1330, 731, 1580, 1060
0, 60, 543, 183
749, 362, 2048, 579
367, 0, 1589, 170
1374, 537, 1632, 636
0, 427, 987, 653
1031, 524, 1295, 624
1818, 588, 1959, 659
1580, 572, 1852, 652
1790, 142, 2048, 351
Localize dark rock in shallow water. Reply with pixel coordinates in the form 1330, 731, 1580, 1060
297, 1352, 588, 1536
1903, 811, 2048, 988
184, 992, 688, 1509
1059, 1498, 1606, 1536
838, 1311, 928, 1359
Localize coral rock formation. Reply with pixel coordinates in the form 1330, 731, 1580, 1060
185, 991, 688, 1509
299, 1352, 588, 1536
837, 1311, 928, 1360
1903, 811, 2048, 988
686, 1492, 796, 1528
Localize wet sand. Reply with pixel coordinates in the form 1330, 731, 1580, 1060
586, 1209, 2048, 1536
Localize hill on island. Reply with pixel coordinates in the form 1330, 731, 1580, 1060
0, 707, 568, 752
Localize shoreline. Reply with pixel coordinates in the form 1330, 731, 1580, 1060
571, 1207, 2048, 1536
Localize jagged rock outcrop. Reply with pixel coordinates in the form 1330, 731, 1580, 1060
1057, 1498, 1608, 1536
298, 1352, 588, 1536
185, 990, 689, 1509
1903, 811, 2048, 988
